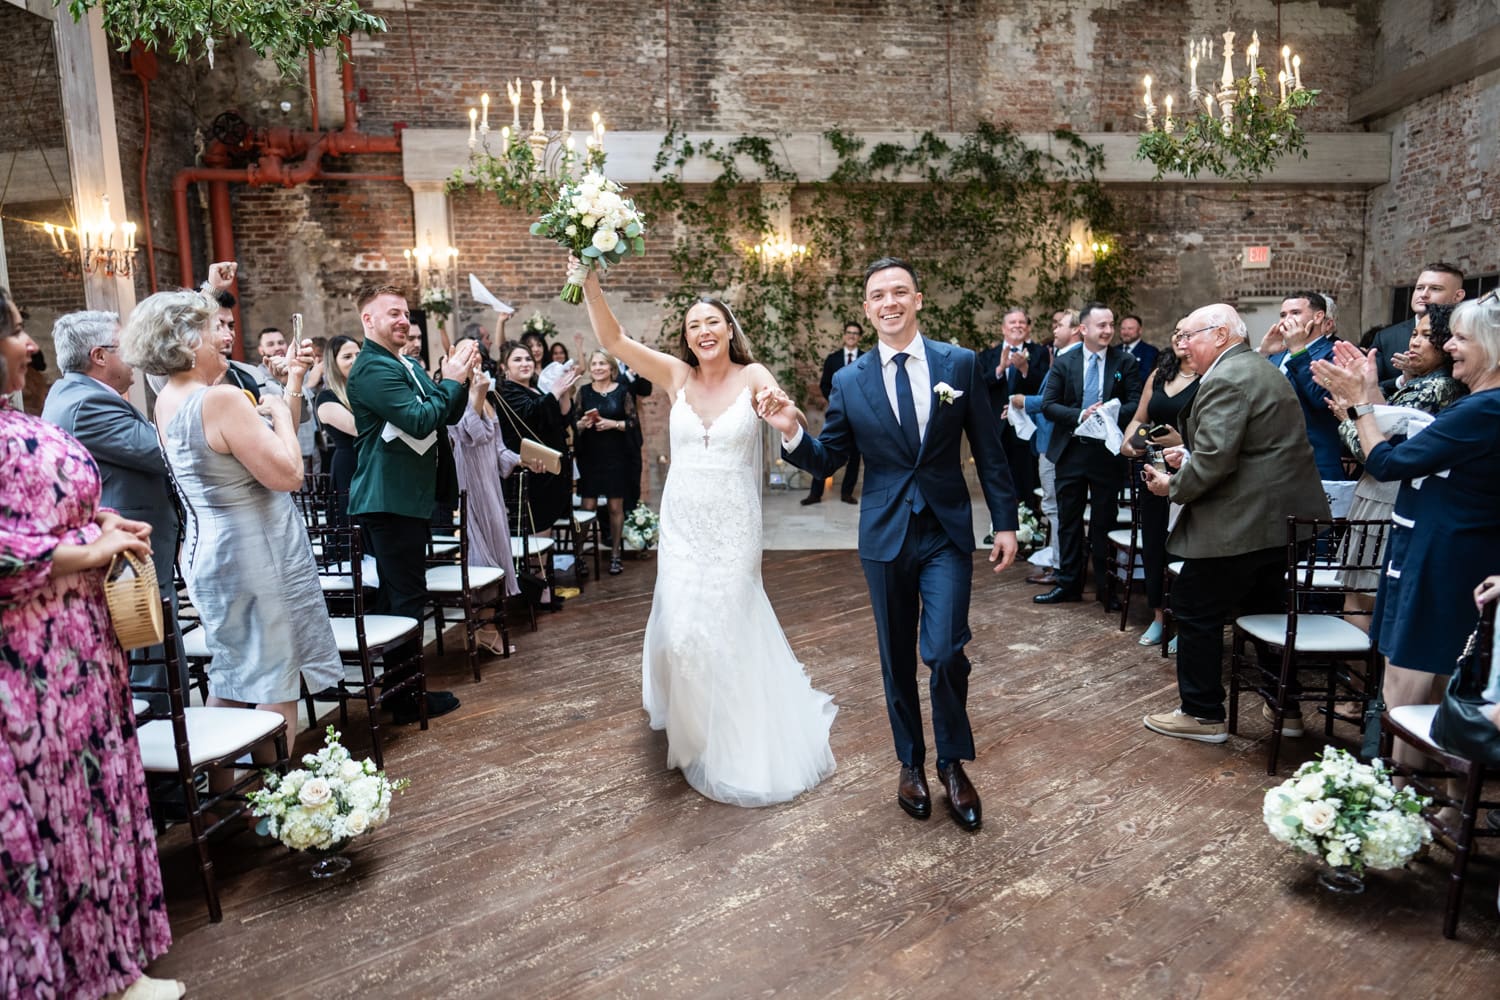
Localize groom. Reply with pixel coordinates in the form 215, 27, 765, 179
764, 257, 1018, 831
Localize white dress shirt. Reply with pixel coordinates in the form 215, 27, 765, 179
784, 332, 931, 449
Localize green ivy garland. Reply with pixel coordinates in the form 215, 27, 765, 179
448, 120, 1139, 399
61, 0, 387, 78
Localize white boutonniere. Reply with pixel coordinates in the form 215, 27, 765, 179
933, 381, 964, 405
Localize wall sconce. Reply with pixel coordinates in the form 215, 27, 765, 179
749, 235, 808, 266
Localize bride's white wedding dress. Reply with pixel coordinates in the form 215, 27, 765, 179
641, 384, 837, 806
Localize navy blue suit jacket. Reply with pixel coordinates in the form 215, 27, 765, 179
1268, 337, 1346, 480
784, 337, 1017, 562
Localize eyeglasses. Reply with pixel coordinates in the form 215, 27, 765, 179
1174, 325, 1221, 342
97, 343, 121, 352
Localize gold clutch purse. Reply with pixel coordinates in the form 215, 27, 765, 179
520, 438, 562, 475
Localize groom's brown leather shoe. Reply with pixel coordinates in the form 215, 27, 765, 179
937, 762, 982, 831
897, 765, 931, 820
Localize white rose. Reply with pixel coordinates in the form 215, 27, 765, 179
565, 224, 578, 237
299, 777, 333, 808
1017, 525, 1033, 544
592, 228, 620, 253
581, 214, 598, 230
345, 809, 370, 836
339, 760, 363, 782
1297, 799, 1338, 835
1294, 774, 1324, 800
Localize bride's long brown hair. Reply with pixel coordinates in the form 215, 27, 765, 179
676, 297, 755, 367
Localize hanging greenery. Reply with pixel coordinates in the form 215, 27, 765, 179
60, 0, 387, 78
1136, 73, 1320, 183
634, 122, 1140, 400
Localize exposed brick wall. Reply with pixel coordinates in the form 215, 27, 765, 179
0, 7, 65, 154
1361, 67, 1500, 329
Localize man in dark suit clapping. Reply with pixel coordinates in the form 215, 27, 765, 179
978, 307, 1048, 514
1036, 302, 1142, 606
802, 321, 864, 505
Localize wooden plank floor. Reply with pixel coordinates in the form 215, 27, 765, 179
151, 551, 1500, 998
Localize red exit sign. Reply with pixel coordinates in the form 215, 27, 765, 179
1243, 245, 1272, 269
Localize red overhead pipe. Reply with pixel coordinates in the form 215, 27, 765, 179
172, 35, 405, 315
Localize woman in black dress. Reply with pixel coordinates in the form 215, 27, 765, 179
315, 334, 362, 535
1120, 320, 1200, 646
574, 349, 635, 574
496, 342, 578, 538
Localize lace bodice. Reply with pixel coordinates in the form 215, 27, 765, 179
657, 384, 762, 572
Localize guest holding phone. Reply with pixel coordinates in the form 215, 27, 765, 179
574, 349, 634, 575
1120, 319, 1201, 645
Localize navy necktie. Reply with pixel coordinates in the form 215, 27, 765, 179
1083, 352, 1102, 411
893, 352, 921, 456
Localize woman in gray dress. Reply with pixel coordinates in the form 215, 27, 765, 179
121, 289, 341, 754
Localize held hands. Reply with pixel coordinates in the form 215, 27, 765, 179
755, 387, 799, 437
988, 531, 1018, 574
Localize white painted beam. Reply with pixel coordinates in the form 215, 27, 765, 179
405, 129, 1391, 188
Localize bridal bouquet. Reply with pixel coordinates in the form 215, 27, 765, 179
622, 503, 660, 551
530, 170, 646, 304
420, 286, 453, 317
248, 727, 409, 853
1262, 746, 1429, 874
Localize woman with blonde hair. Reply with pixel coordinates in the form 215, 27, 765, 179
122, 289, 342, 759
573, 348, 636, 574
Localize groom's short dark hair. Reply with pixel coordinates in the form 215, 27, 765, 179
864, 257, 919, 293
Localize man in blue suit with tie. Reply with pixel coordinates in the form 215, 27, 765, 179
767, 257, 1018, 831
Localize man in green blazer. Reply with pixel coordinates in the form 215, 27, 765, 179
348, 284, 481, 723
1139, 303, 1329, 744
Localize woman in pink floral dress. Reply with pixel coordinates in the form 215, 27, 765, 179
1, 289, 181, 999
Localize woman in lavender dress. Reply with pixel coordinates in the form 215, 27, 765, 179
1, 288, 182, 999
449, 362, 534, 653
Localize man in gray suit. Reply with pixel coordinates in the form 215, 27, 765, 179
43, 310, 183, 703
1139, 303, 1329, 744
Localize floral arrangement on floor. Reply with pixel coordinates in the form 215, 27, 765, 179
521, 311, 559, 341
420, 286, 453, 317
1262, 745, 1430, 874
248, 727, 409, 853
530, 170, 647, 303
1016, 504, 1047, 554
621, 503, 660, 552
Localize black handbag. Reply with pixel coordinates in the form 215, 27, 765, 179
1430, 602, 1500, 765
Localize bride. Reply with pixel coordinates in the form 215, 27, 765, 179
579, 266, 837, 806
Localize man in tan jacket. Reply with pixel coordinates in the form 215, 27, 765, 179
1139, 303, 1329, 743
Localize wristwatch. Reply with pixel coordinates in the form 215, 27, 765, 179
1350, 403, 1375, 419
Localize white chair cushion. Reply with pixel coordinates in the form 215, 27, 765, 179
320, 574, 355, 592
132, 697, 152, 717
511, 536, 556, 558
1167, 560, 1184, 576
431, 534, 460, 543
1389, 704, 1440, 751
1106, 528, 1137, 548
572, 510, 597, 525
1117, 506, 1133, 524
1235, 613, 1372, 653
329, 614, 420, 652
425, 564, 505, 592
428, 542, 459, 558
181, 626, 210, 660
136, 706, 284, 771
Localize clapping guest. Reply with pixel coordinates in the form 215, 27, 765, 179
123, 288, 342, 755
1324, 296, 1500, 773
1312, 306, 1466, 630
2, 287, 182, 1000
1119, 318, 1201, 646
496, 342, 577, 541
574, 349, 635, 575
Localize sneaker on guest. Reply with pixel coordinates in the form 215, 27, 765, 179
1143, 709, 1228, 744
1261, 701, 1304, 737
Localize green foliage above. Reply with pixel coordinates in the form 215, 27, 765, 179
1136, 74, 1320, 183
61, 0, 387, 78
633, 122, 1139, 399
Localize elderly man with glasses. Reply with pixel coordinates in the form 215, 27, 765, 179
1138, 304, 1328, 744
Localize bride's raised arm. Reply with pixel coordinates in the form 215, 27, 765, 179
580, 267, 688, 390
